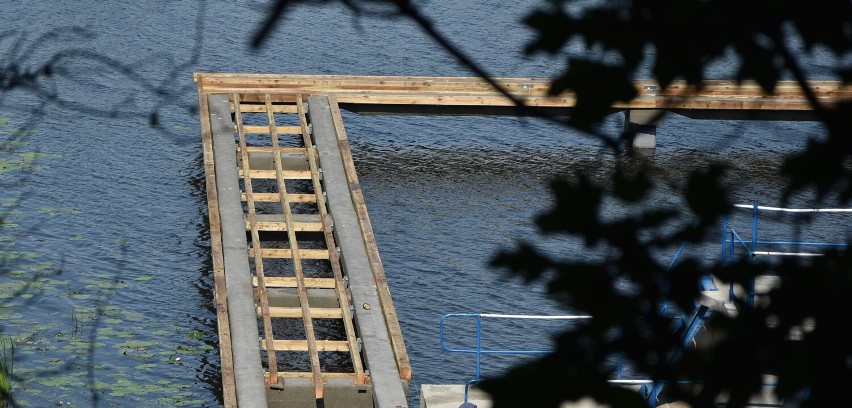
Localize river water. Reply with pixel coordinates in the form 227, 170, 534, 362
0, 1, 838, 407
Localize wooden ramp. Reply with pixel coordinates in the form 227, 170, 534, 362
196, 79, 410, 408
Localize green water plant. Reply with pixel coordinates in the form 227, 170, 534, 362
0, 335, 14, 407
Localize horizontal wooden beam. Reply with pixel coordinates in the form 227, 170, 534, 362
250, 248, 331, 259
194, 73, 852, 117
265, 339, 350, 352
261, 306, 344, 319
252, 276, 337, 288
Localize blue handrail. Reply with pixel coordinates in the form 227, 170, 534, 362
722, 200, 851, 306
439, 313, 593, 403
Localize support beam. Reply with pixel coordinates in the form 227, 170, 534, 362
624, 109, 665, 151
209, 94, 269, 408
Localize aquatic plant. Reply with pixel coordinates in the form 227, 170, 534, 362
0, 335, 14, 407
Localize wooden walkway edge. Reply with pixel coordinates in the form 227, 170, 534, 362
195, 73, 852, 118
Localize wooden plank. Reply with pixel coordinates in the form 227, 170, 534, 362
238, 103, 299, 114
242, 125, 302, 135
265, 340, 350, 352
242, 192, 317, 203
251, 248, 330, 259
275, 372, 361, 380
248, 219, 323, 232
239, 169, 312, 179
242, 146, 307, 154
195, 74, 852, 112
261, 306, 344, 319
328, 97, 412, 381
252, 276, 337, 289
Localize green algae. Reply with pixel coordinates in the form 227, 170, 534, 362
80, 278, 127, 290
0, 281, 31, 299
0, 251, 38, 262
36, 207, 80, 216
134, 363, 157, 370
0, 152, 59, 175
97, 327, 136, 339
68, 292, 92, 300
25, 262, 54, 272
73, 306, 145, 324
116, 340, 158, 352
186, 330, 204, 340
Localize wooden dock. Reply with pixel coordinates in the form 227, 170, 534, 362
196, 77, 411, 408
194, 73, 850, 408
196, 73, 851, 119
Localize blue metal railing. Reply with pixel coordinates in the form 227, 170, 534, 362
438, 200, 847, 405
721, 200, 851, 306
439, 313, 594, 403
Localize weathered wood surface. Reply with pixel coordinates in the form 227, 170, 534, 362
195, 73, 852, 113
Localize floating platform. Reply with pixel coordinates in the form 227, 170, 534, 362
196, 78, 411, 408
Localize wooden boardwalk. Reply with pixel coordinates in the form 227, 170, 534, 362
194, 73, 850, 408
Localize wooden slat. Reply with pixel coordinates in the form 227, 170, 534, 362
242, 192, 317, 203
252, 276, 336, 288
265, 340, 350, 352
248, 220, 324, 232
241, 146, 307, 154
251, 248, 330, 259
274, 372, 361, 380
242, 124, 302, 135
237, 103, 298, 113
239, 169, 312, 179
261, 306, 343, 319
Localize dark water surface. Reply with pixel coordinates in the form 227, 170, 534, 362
0, 1, 838, 407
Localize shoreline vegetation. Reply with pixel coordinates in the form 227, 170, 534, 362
1, 334, 14, 407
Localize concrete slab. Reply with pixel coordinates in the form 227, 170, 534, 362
420, 385, 611, 408
267, 377, 373, 408
246, 150, 310, 172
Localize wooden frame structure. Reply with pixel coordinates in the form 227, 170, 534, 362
195, 73, 851, 408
